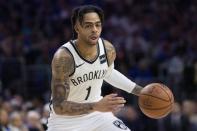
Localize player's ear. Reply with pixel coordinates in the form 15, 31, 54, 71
74, 22, 80, 33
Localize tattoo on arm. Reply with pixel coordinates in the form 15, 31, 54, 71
131, 84, 143, 96
104, 40, 116, 66
51, 49, 94, 115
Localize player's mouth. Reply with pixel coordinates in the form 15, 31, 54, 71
90, 36, 98, 40
89, 35, 98, 42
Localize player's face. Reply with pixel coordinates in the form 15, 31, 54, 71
76, 12, 102, 45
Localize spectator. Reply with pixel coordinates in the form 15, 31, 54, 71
9, 111, 28, 131
26, 110, 44, 131
182, 100, 197, 131
0, 108, 10, 131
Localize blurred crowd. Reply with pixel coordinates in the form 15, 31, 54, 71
0, 0, 197, 131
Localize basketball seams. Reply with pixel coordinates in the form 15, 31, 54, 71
143, 105, 173, 119
139, 103, 173, 110
156, 106, 173, 118
139, 94, 170, 102
152, 85, 171, 101
139, 104, 173, 119
160, 84, 172, 101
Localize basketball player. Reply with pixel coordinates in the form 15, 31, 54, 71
47, 5, 143, 131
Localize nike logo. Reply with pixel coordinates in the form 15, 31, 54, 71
76, 62, 85, 68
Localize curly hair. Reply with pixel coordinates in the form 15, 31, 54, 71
71, 5, 104, 38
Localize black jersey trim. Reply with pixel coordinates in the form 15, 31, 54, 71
46, 99, 53, 127
101, 38, 109, 67
60, 46, 76, 77
69, 40, 100, 64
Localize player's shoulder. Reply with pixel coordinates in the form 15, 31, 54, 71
52, 47, 75, 75
52, 46, 74, 66
53, 46, 73, 60
102, 39, 114, 50
102, 39, 116, 66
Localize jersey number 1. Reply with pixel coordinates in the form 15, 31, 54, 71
85, 86, 91, 100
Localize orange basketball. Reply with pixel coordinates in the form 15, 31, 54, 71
138, 83, 174, 119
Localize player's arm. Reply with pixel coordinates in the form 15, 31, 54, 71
103, 40, 143, 96
51, 48, 95, 115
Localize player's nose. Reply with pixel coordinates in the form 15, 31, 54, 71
92, 25, 98, 32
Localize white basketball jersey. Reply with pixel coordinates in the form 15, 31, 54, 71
62, 38, 109, 103
47, 38, 131, 131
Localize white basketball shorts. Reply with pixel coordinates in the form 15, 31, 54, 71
47, 111, 131, 131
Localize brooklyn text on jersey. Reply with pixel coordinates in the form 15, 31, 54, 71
71, 69, 107, 86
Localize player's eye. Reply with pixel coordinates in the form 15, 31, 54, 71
96, 23, 101, 27
84, 24, 92, 28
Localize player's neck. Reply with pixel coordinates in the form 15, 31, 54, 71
75, 39, 98, 61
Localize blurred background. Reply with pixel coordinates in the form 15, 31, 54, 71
0, 0, 197, 131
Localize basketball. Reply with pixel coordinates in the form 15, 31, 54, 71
138, 83, 174, 119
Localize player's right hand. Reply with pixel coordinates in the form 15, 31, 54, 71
93, 93, 126, 112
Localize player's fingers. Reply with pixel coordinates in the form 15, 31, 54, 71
110, 97, 125, 101
106, 93, 118, 97
109, 99, 126, 105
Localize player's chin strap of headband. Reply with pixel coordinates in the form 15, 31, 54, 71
104, 63, 136, 93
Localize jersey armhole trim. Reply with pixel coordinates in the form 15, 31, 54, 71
101, 38, 109, 67
60, 46, 76, 77
46, 99, 53, 125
